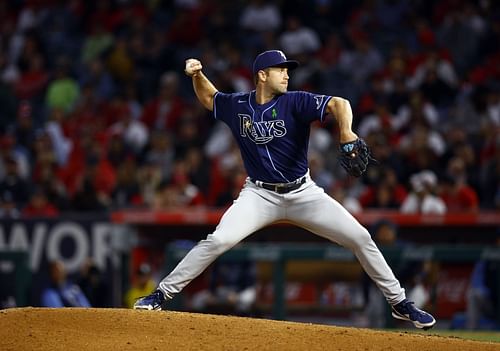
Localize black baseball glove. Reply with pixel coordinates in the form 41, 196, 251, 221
339, 138, 370, 177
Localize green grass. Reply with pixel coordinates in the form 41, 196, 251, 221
394, 329, 500, 343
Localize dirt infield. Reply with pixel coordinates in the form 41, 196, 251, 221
1, 308, 499, 351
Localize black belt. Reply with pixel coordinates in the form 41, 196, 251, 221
250, 176, 306, 194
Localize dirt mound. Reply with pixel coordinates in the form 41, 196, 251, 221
0, 308, 499, 351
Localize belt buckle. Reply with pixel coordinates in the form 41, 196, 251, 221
274, 185, 279, 193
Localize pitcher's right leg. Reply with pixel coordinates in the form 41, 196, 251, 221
157, 183, 283, 300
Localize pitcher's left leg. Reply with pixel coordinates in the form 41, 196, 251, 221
286, 184, 405, 305
287, 184, 436, 329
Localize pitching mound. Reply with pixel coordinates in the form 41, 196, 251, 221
1, 308, 499, 351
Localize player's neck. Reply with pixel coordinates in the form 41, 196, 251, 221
255, 86, 276, 105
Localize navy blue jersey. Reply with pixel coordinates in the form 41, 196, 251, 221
213, 90, 332, 183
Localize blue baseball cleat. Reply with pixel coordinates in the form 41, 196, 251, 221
391, 299, 436, 330
133, 290, 166, 311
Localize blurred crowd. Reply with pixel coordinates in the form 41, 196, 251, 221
0, 0, 499, 217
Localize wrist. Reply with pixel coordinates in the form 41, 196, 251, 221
339, 131, 357, 144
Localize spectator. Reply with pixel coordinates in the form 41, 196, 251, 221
338, 30, 383, 87
168, 159, 205, 207
45, 107, 73, 167
71, 158, 112, 212
449, 85, 500, 136
407, 48, 458, 92
45, 56, 80, 113
399, 122, 445, 178
357, 99, 396, 139
124, 263, 156, 309
41, 260, 91, 308
0, 49, 20, 88
205, 142, 245, 206
80, 23, 114, 64
184, 146, 211, 196
364, 131, 405, 179
240, 0, 281, 33
78, 58, 116, 103
0, 155, 31, 208
316, 32, 343, 70
108, 104, 149, 155
309, 150, 334, 191
33, 157, 69, 211
22, 187, 59, 217
111, 157, 141, 209
437, 4, 486, 74
137, 159, 164, 208
143, 130, 175, 181
106, 132, 131, 169
204, 120, 235, 160
11, 101, 35, 155
173, 109, 204, 156
141, 71, 186, 132
214, 44, 253, 94
279, 16, 321, 57
0, 190, 20, 219
78, 260, 109, 308
13, 52, 48, 101
465, 238, 500, 330
153, 182, 182, 210
105, 36, 134, 83
0, 65, 19, 131
309, 121, 333, 155
167, 3, 204, 47
400, 170, 447, 214
122, 83, 143, 121
15, 32, 45, 80
479, 135, 500, 208
0, 134, 30, 180
393, 91, 440, 133
215, 165, 247, 207
439, 156, 479, 212
359, 167, 407, 210
417, 64, 458, 108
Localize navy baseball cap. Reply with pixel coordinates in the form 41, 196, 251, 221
252, 50, 299, 75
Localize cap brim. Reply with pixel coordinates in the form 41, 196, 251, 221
272, 60, 299, 70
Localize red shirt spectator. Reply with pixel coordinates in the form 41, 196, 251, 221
141, 72, 186, 131
440, 176, 479, 213
14, 54, 48, 100
22, 189, 59, 217
440, 156, 480, 212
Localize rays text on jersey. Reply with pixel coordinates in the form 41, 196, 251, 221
239, 114, 287, 144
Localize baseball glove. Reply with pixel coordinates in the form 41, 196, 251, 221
339, 138, 370, 177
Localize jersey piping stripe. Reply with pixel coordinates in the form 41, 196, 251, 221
265, 145, 290, 182
213, 92, 220, 119
320, 96, 333, 122
248, 91, 255, 121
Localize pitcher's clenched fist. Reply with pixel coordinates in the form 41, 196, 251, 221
185, 59, 202, 77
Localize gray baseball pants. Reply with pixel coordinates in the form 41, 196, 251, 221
159, 174, 406, 305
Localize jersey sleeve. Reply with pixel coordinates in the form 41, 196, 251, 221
212, 92, 234, 122
291, 91, 332, 123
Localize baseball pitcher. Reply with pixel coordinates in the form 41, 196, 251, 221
134, 50, 436, 330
